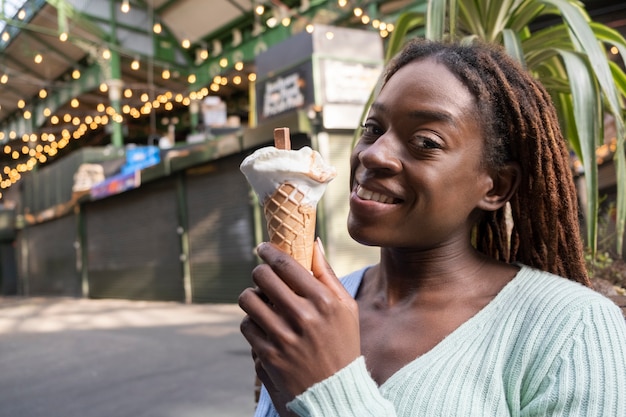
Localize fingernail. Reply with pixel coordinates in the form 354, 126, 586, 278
316, 237, 326, 256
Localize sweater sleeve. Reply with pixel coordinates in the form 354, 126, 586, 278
520, 300, 626, 416
286, 356, 397, 417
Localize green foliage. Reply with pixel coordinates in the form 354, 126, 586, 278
357, 0, 626, 257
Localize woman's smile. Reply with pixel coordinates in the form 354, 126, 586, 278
355, 184, 400, 204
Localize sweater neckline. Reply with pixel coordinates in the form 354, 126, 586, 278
368, 264, 530, 390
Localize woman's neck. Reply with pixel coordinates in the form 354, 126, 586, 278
364, 245, 513, 308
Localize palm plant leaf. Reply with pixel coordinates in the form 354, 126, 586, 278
502, 28, 526, 64
558, 50, 602, 254
426, 0, 448, 40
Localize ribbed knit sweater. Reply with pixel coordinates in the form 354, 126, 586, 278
254, 265, 626, 417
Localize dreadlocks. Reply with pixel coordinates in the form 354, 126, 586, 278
385, 38, 590, 286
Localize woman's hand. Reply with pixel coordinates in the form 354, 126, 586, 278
239, 239, 361, 407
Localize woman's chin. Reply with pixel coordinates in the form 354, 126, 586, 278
347, 223, 380, 247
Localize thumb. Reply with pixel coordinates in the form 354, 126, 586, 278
311, 237, 351, 300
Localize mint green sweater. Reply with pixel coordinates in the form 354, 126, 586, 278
254, 265, 626, 416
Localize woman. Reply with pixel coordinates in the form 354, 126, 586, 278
239, 39, 626, 416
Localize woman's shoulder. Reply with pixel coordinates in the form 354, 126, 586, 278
505, 264, 622, 324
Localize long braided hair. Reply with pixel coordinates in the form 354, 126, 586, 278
385, 38, 590, 286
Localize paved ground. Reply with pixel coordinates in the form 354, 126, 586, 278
0, 297, 256, 417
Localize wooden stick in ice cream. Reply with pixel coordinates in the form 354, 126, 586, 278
273, 127, 291, 150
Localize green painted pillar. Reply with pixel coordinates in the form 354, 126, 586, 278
189, 98, 200, 134
106, 76, 124, 147
107, 0, 123, 148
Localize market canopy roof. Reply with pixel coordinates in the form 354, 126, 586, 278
0, 0, 624, 175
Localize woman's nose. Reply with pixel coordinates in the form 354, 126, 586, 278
358, 132, 402, 173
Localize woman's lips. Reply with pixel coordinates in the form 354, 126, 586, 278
355, 184, 400, 204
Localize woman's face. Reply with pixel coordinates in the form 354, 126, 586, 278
348, 58, 495, 250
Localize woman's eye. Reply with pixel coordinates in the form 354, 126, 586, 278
419, 137, 442, 149
361, 123, 383, 137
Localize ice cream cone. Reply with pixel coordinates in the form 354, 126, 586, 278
264, 182, 316, 270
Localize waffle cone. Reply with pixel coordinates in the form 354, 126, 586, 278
264, 182, 316, 270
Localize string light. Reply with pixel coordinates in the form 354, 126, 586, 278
266, 16, 278, 28
121, 0, 130, 13
131, 56, 140, 70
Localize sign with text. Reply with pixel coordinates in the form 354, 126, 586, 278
255, 62, 314, 124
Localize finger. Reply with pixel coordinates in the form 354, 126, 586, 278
251, 264, 309, 318
239, 287, 291, 341
312, 238, 354, 301
256, 242, 328, 297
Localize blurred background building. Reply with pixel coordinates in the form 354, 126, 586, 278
0, 0, 624, 302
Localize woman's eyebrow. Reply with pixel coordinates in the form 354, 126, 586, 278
371, 102, 455, 126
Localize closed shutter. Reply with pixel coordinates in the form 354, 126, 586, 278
17, 213, 80, 296
85, 177, 184, 301
186, 153, 256, 303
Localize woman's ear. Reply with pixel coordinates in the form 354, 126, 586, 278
478, 162, 521, 212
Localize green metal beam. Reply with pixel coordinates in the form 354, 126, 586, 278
79, 11, 152, 37
133, 0, 194, 67
0, 0, 47, 50
191, 25, 292, 89
45, 0, 110, 41
107, 0, 123, 147
19, 29, 81, 67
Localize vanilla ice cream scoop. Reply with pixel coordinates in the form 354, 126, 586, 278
240, 146, 336, 206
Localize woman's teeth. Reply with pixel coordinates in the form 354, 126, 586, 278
356, 185, 396, 204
